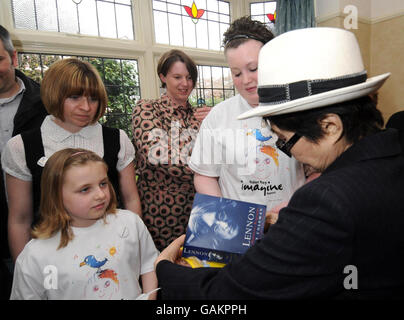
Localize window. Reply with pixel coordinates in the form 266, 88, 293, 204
12, 0, 134, 39
190, 65, 234, 107
18, 53, 140, 138
153, 0, 230, 50
250, 1, 276, 31
3, 0, 240, 136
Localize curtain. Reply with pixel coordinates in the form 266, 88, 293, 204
274, 0, 316, 36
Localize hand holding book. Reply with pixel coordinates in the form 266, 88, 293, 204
264, 201, 288, 231
154, 234, 186, 269
181, 193, 266, 267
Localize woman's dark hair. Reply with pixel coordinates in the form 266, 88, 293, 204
223, 16, 274, 52
157, 49, 198, 88
267, 96, 384, 144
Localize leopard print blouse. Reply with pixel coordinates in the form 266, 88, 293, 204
132, 94, 200, 251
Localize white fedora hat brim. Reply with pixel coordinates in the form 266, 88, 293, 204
238, 72, 391, 120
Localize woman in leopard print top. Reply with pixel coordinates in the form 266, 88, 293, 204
132, 50, 209, 250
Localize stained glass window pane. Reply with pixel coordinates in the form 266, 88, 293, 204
204, 90, 213, 104
58, 0, 79, 34
153, 0, 166, 11
208, 11, 219, 22
78, 0, 98, 36
251, 2, 264, 16
167, 2, 182, 14
189, 65, 235, 107
35, 0, 58, 32
168, 13, 183, 46
98, 1, 117, 38
152, 0, 230, 51
212, 67, 223, 84
183, 18, 197, 48
18, 53, 43, 83
208, 21, 220, 51
154, 10, 169, 44
202, 66, 212, 88
116, 0, 131, 4
13, 0, 36, 30
17, 53, 140, 138
213, 89, 223, 105
195, 19, 209, 49
250, 1, 276, 31
218, 1, 229, 14
11, 0, 134, 40
264, 1, 277, 14
223, 67, 232, 89
208, 0, 220, 12
116, 5, 134, 40
219, 13, 230, 23
224, 89, 233, 100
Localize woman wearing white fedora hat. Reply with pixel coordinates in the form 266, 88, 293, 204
154, 27, 404, 299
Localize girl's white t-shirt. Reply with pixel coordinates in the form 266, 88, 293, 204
10, 210, 158, 300
189, 94, 306, 210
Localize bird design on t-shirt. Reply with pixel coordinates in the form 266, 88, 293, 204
80, 253, 121, 299
247, 129, 272, 142
79, 255, 108, 270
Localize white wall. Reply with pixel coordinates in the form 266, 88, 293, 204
316, 0, 404, 22
371, 0, 404, 21
316, 0, 340, 20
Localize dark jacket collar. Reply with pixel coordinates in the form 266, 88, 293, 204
325, 128, 402, 174
14, 69, 41, 104
12, 69, 47, 136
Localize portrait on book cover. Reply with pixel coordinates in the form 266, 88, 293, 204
185, 197, 243, 252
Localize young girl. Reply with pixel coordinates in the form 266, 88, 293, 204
2, 58, 141, 262
10, 148, 158, 300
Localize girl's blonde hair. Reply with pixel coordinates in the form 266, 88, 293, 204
40, 58, 108, 123
32, 148, 117, 249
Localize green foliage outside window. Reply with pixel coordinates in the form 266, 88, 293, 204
18, 53, 235, 139
188, 95, 225, 108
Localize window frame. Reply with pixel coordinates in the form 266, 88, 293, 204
0, 0, 250, 100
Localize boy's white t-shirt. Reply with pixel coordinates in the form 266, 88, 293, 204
10, 210, 158, 300
189, 94, 305, 210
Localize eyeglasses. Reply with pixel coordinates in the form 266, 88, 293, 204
264, 118, 301, 157
275, 133, 302, 158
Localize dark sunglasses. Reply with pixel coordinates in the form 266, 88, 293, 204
264, 118, 301, 157
275, 133, 302, 157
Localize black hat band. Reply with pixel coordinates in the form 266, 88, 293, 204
258, 71, 367, 104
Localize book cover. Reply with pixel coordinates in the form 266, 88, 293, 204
182, 193, 266, 265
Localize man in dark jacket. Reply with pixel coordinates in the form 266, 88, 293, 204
0, 25, 47, 299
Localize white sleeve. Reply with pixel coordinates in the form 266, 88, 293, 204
10, 246, 47, 300
117, 129, 135, 171
134, 216, 159, 275
1, 135, 32, 181
188, 113, 222, 177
